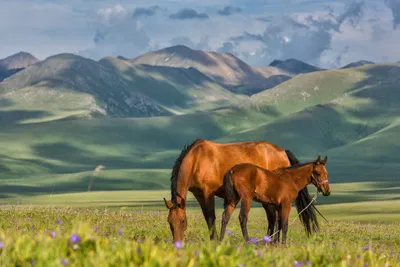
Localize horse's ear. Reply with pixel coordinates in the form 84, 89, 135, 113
178, 198, 186, 209
316, 155, 321, 164
163, 198, 174, 210
321, 156, 328, 165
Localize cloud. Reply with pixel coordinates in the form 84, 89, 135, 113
169, 8, 209, 20
225, 1, 370, 67
217, 6, 242, 16
80, 4, 152, 60
385, 0, 400, 29
132, 5, 164, 18
97, 4, 128, 25
217, 42, 235, 53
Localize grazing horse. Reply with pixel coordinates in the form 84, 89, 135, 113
163, 139, 323, 242
220, 156, 330, 244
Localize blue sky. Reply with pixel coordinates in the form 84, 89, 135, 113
1, 0, 400, 68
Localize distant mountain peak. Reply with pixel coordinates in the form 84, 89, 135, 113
268, 58, 321, 75
0, 51, 40, 70
340, 60, 374, 69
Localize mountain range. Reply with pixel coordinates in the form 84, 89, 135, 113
1, 45, 400, 203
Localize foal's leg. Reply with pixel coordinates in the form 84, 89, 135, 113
280, 203, 292, 244
194, 193, 218, 240
220, 199, 239, 242
239, 197, 252, 241
263, 204, 276, 238
273, 206, 282, 244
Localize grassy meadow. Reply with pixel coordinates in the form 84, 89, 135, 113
2, 52, 400, 266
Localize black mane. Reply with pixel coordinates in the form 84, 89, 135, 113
170, 138, 203, 203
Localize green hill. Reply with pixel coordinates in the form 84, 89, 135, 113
1, 49, 400, 205
0, 53, 245, 124
129, 45, 287, 86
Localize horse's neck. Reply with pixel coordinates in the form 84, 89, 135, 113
287, 164, 313, 191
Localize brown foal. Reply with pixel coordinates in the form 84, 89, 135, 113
220, 156, 330, 244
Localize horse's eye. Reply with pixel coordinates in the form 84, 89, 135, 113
181, 220, 185, 224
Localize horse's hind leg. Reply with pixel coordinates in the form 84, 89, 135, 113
194, 193, 218, 240
263, 204, 276, 238
220, 199, 239, 242
239, 197, 252, 241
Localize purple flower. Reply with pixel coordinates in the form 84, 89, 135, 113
295, 261, 302, 267
93, 226, 98, 233
174, 240, 183, 249
226, 229, 234, 235
69, 234, 81, 243
51, 231, 56, 238
0, 242, 4, 248
363, 264, 368, 267
362, 245, 370, 251
118, 229, 123, 236
305, 260, 310, 266
30, 260, 35, 266
248, 237, 258, 245
237, 265, 245, 267
61, 259, 69, 266
56, 219, 63, 225
262, 235, 272, 243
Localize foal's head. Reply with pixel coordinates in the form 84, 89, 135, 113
311, 156, 330, 196
163, 198, 187, 242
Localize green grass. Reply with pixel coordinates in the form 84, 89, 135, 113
0, 202, 399, 266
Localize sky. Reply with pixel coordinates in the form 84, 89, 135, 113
1, 0, 400, 68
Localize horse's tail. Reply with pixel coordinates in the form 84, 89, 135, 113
223, 169, 239, 208
285, 150, 320, 236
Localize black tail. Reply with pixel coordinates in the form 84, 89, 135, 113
223, 170, 239, 208
285, 150, 320, 236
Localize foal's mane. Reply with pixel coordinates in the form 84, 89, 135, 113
170, 138, 203, 203
278, 160, 315, 170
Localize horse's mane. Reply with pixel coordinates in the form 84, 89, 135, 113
170, 138, 203, 203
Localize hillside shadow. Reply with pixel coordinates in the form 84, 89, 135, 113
0, 110, 52, 125
0, 98, 13, 108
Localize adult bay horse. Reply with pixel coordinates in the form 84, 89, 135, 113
163, 139, 322, 242
220, 156, 330, 244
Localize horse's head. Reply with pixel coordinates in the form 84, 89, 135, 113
311, 156, 330, 196
163, 198, 187, 242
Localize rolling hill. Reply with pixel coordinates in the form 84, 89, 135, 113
1, 47, 400, 205
0, 53, 245, 123
128, 45, 288, 86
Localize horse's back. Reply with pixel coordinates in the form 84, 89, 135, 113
179, 139, 290, 194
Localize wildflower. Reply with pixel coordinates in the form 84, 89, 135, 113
362, 245, 370, 251
363, 264, 368, 267
70, 234, 81, 243
237, 265, 245, 267
51, 231, 56, 238
174, 240, 183, 249
248, 237, 258, 245
262, 235, 272, 244
118, 229, 123, 236
61, 259, 69, 266
0, 241, 4, 248
93, 226, 98, 233
30, 260, 35, 266
295, 261, 302, 267
56, 219, 63, 225
305, 260, 311, 266
226, 229, 234, 235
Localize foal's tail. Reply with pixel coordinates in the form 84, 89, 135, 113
285, 150, 320, 236
223, 169, 239, 208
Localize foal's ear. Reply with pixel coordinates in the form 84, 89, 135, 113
316, 155, 321, 164
178, 198, 186, 209
163, 198, 174, 210
321, 156, 328, 165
